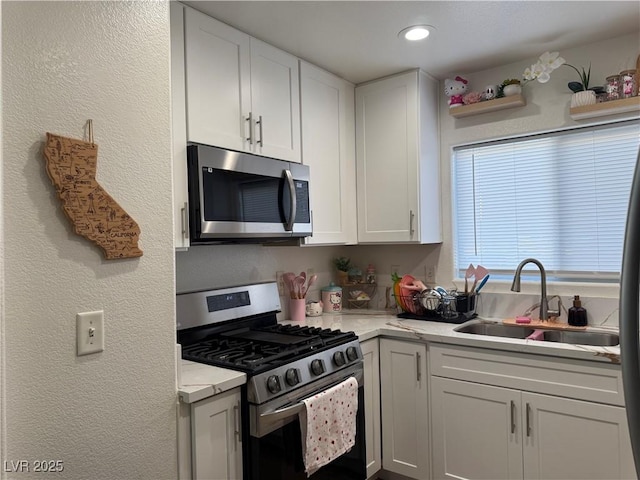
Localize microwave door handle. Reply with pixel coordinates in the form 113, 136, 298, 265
283, 169, 296, 232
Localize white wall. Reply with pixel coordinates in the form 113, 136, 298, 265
436, 32, 640, 301
2, 2, 177, 478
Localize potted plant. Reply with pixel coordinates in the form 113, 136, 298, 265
333, 256, 351, 285
565, 62, 596, 107
501, 78, 522, 97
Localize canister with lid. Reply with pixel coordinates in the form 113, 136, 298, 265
321, 282, 342, 313
606, 75, 620, 101
619, 69, 638, 98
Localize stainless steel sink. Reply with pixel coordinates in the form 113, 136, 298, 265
541, 330, 619, 346
455, 323, 535, 339
455, 321, 619, 346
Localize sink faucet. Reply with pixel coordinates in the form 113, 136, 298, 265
510, 258, 560, 321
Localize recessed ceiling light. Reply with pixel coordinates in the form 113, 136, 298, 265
398, 25, 433, 41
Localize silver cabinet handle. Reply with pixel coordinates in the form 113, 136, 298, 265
416, 352, 421, 382
245, 112, 253, 144
510, 400, 516, 434
180, 202, 189, 239
409, 210, 415, 237
256, 115, 263, 147
526, 403, 532, 437
283, 169, 296, 231
233, 401, 241, 444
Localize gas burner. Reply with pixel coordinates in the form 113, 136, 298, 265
177, 282, 362, 403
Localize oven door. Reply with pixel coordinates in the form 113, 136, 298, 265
187, 144, 311, 241
246, 363, 366, 480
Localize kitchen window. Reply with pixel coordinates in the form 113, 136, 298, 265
452, 120, 640, 283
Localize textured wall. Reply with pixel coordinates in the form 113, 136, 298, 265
2, 2, 177, 478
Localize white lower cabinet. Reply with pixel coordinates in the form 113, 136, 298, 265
361, 339, 382, 478
190, 388, 243, 480
430, 345, 636, 480
523, 391, 634, 480
431, 377, 522, 480
380, 338, 429, 479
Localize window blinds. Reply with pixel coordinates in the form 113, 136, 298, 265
452, 121, 640, 282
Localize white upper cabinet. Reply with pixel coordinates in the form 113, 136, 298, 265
300, 61, 357, 245
170, 2, 190, 250
250, 39, 301, 162
355, 70, 441, 243
184, 7, 300, 162
184, 7, 250, 152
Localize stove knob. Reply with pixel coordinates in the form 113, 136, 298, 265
346, 346, 359, 362
266, 375, 281, 394
310, 359, 325, 376
285, 368, 300, 386
333, 351, 346, 367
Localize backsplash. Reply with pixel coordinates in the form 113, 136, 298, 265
477, 292, 619, 329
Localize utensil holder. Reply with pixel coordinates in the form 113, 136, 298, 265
289, 298, 306, 322
455, 293, 478, 319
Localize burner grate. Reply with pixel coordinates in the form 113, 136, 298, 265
181, 324, 356, 374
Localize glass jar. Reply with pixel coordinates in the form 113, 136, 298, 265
619, 69, 638, 98
605, 75, 620, 101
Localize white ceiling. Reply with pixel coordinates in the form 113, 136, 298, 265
182, 1, 640, 84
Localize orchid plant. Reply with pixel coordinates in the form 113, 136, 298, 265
522, 51, 566, 85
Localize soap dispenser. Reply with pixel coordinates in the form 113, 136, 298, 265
568, 295, 588, 327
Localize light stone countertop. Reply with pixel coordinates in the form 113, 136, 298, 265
178, 309, 621, 403
178, 360, 246, 404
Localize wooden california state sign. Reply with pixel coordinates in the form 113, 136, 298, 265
43, 132, 143, 260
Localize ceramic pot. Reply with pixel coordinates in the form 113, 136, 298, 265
570, 90, 596, 108
503, 84, 522, 97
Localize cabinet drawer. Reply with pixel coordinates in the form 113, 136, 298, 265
430, 344, 624, 406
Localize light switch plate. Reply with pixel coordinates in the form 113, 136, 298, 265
77, 310, 104, 356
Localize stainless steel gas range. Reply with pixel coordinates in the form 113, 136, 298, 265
177, 282, 366, 480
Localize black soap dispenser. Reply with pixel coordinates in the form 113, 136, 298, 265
568, 295, 588, 327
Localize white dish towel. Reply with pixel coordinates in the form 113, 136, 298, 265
299, 376, 358, 477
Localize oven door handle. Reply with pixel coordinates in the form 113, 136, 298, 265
259, 402, 304, 423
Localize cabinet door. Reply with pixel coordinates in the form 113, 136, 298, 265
191, 389, 243, 480
184, 8, 251, 151
171, 2, 190, 250
300, 61, 356, 245
250, 38, 301, 162
380, 339, 429, 479
522, 392, 636, 480
431, 377, 523, 480
361, 339, 381, 478
356, 71, 419, 243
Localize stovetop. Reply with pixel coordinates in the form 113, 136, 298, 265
181, 324, 357, 374
177, 282, 363, 405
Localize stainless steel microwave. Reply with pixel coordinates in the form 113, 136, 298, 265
187, 144, 312, 243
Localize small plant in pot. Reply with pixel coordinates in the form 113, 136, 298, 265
333, 257, 351, 285
501, 78, 522, 97
565, 63, 591, 92
565, 62, 596, 107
